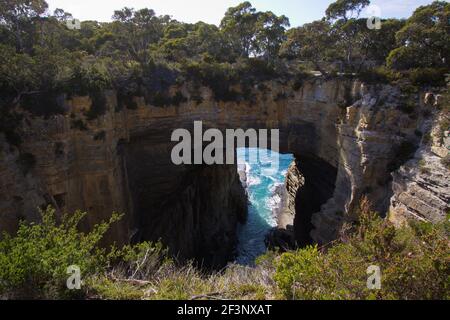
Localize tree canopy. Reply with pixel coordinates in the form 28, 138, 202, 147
387, 1, 449, 70
0, 0, 448, 142
325, 0, 370, 21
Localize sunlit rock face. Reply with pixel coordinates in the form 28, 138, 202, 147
389, 99, 449, 226
0, 79, 447, 265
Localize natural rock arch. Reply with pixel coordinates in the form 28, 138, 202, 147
1, 79, 430, 267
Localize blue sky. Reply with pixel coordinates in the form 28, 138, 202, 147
46, 0, 438, 27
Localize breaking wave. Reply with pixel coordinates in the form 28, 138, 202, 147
236, 148, 293, 266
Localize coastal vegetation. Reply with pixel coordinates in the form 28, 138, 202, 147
0, 202, 448, 300
1, 0, 449, 145
0, 0, 449, 301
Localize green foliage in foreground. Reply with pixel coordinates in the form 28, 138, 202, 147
274, 208, 450, 300
0, 206, 448, 300
0, 207, 122, 299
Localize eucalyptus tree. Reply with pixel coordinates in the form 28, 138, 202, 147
325, 0, 370, 22
220, 1, 258, 58
387, 1, 450, 70
0, 0, 48, 51
112, 7, 171, 66
281, 20, 336, 75
325, 0, 370, 70
254, 11, 290, 62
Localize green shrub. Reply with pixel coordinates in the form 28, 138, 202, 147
85, 91, 107, 120
21, 92, 65, 117
274, 203, 449, 300
68, 62, 111, 96
146, 89, 188, 108
0, 205, 173, 300
0, 207, 122, 299
2, 205, 447, 300
358, 67, 400, 84
419, 160, 430, 174
241, 58, 278, 81
117, 91, 138, 110
399, 83, 420, 95
183, 61, 233, 102
274, 246, 325, 299
291, 69, 311, 91
408, 68, 447, 87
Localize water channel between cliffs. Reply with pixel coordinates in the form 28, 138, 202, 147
236, 148, 294, 266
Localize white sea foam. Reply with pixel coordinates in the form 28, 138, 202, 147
247, 175, 262, 186
261, 166, 278, 177
236, 148, 294, 265
267, 194, 281, 211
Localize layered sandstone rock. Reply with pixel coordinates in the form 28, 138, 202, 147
389, 97, 449, 225
312, 84, 448, 244
279, 161, 303, 229
0, 79, 448, 261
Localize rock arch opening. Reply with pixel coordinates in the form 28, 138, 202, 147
3, 80, 354, 270
119, 119, 339, 269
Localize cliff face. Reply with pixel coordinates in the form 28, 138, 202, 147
0, 92, 248, 268
281, 161, 303, 228
389, 95, 449, 225
311, 84, 448, 244
0, 79, 448, 260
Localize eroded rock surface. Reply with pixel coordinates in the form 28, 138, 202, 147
389, 103, 449, 225
1, 79, 448, 261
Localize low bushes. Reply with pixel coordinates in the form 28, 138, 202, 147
1, 203, 448, 300
357, 67, 447, 88
85, 91, 107, 120
0, 207, 122, 299
358, 67, 400, 84
408, 68, 447, 87
273, 202, 449, 300
0, 207, 280, 300
148, 90, 187, 108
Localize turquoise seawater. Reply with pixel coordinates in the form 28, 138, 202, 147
236, 148, 294, 266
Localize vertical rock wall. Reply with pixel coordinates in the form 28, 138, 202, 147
0, 79, 448, 261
